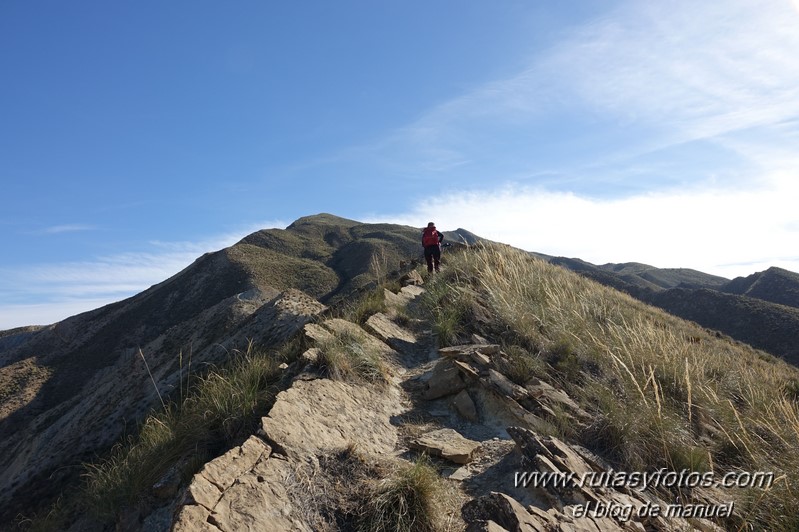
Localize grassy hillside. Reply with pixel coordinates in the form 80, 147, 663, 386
423, 245, 799, 530
599, 262, 729, 290
233, 213, 455, 302
650, 287, 799, 366
551, 257, 799, 365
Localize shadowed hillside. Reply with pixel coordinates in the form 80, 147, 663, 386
721, 266, 799, 309
547, 257, 729, 291
649, 288, 799, 364
546, 256, 799, 365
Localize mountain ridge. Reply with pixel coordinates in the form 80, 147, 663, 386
721, 266, 799, 308
0, 214, 485, 525
2, 214, 798, 531
542, 254, 799, 365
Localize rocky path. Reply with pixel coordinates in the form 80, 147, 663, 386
167, 281, 725, 532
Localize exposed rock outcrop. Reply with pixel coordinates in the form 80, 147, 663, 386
459, 426, 726, 532
423, 358, 471, 399
422, 343, 590, 428
261, 378, 403, 458
173, 435, 310, 532
410, 428, 482, 464
172, 293, 419, 531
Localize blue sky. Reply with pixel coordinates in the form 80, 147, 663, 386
2, 0, 799, 329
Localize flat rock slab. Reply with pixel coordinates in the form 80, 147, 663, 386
201, 435, 271, 491
173, 504, 218, 532
400, 284, 425, 297
410, 428, 481, 464
486, 369, 528, 401
209, 456, 311, 532
183, 435, 271, 511
448, 466, 472, 481
262, 378, 402, 457
365, 312, 416, 348
439, 344, 501, 359
453, 360, 480, 379
384, 286, 425, 309
304, 323, 334, 344
174, 436, 312, 532
383, 288, 408, 309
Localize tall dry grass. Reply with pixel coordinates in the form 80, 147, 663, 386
80, 341, 293, 521
426, 244, 799, 530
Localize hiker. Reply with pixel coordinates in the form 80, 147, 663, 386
422, 222, 444, 273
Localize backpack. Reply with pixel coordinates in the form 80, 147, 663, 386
422, 228, 440, 247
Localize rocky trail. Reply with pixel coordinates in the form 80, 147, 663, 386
128, 278, 728, 532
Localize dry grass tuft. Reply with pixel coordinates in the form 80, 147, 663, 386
316, 329, 391, 386
357, 456, 451, 532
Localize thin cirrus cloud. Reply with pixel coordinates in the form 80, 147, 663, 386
351, 0, 799, 188
552, 0, 799, 142
37, 224, 98, 235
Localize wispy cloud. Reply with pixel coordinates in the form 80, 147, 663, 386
373, 172, 799, 280
287, 0, 799, 288
37, 224, 97, 235
0, 220, 287, 329
551, 0, 799, 144
331, 0, 799, 191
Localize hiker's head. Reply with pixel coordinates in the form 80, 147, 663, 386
427, 222, 435, 228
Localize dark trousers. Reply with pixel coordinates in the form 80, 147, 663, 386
424, 245, 441, 272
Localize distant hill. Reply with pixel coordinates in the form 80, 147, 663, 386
0, 325, 42, 351
721, 266, 799, 309
543, 255, 799, 365
599, 262, 729, 290
547, 256, 729, 291
650, 288, 799, 363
